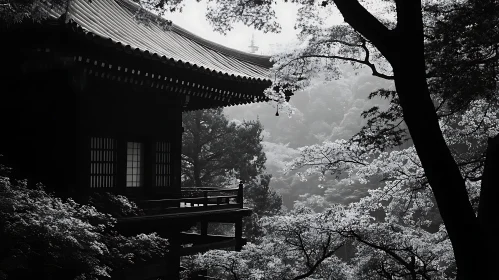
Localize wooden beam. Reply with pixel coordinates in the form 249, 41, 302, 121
201, 221, 208, 236
235, 219, 243, 251
122, 258, 169, 280
180, 239, 237, 256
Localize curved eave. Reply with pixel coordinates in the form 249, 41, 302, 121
64, 20, 272, 84
115, 0, 273, 69
51, 0, 273, 84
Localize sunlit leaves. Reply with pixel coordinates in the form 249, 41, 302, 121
190, 207, 350, 280
0, 175, 168, 279
274, 96, 496, 279
0, 0, 68, 27
190, 197, 453, 279
205, 0, 281, 34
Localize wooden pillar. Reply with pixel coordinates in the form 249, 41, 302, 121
165, 231, 181, 279
203, 190, 208, 207
116, 135, 127, 195
235, 219, 243, 251
201, 221, 208, 236
143, 138, 153, 197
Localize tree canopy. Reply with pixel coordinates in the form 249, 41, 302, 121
189, 87, 496, 280
182, 109, 266, 188
242, 173, 283, 241
181, 0, 497, 279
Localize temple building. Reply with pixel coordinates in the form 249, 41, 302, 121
0, 0, 292, 279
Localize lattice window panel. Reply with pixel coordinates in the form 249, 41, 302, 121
126, 142, 143, 187
155, 141, 171, 187
90, 137, 117, 188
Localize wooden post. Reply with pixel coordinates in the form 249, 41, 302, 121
165, 231, 180, 279
117, 135, 127, 195
204, 190, 208, 208
201, 221, 208, 236
238, 180, 244, 208
235, 219, 243, 251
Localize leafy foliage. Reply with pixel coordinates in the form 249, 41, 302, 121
425, 0, 499, 111
226, 67, 392, 208
83, 192, 145, 218
244, 174, 282, 217
182, 108, 266, 188
182, 0, 498, 278
242, 173, 283, 241
0, 166, 168, 280
288, 97, 497, 212
188, 184, 455, 279
189, 207, 350, 280
0, 0, 67, 27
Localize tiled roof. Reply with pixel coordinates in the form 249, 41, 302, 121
49, 0, 272, 82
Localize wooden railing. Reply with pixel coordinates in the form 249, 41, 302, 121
137, 182, 244, 215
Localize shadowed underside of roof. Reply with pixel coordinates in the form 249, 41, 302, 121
48, 0, 272, 82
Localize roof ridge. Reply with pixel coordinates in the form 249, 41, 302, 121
116, 0, 272, 68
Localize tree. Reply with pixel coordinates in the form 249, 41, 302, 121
244, 174, 282, 217
287, 93, 498, 276
191, 75, 496, 279
0, 0, 172, 30
242, 173, 283, 241
0, 0, 61, 27
188, 207, 350, 280
182, 109, 266, 188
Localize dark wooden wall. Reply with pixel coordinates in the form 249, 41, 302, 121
1, 48, 183, 198
78, 74, 183, 197
0, 61, 80, 196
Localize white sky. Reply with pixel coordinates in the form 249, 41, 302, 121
163, 0, 301, 55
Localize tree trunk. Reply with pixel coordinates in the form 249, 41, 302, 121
331, 1, 494, 277
477, 135, 499, 276
393, 57, 485, 280
388, 7, 488, 278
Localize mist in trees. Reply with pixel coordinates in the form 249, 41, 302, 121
226, 66, 393, 209
185, 0, 498, 279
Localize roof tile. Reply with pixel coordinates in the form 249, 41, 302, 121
52, 0, 271, 81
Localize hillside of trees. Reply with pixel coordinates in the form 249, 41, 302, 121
225, 66, 394, 209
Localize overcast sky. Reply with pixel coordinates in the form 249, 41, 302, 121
163, 0, 300, 55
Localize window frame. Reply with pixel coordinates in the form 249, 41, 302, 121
126, 141, 145, 188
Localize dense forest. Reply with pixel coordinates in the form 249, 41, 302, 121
225, 66, 395, 209
181, 0, 499, 279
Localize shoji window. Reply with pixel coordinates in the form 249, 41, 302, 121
155, 141, 171, 187
90, 137, 117, 188
126, 142, 144, 187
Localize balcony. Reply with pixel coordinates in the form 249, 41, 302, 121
115, 183, 251, 279
118, 183, 250, 222
115, 182, 251, 250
